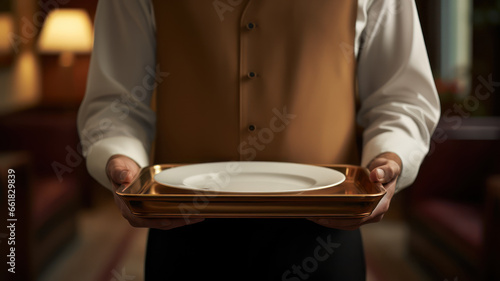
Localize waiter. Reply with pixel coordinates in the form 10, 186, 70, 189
78, 0, 440, 280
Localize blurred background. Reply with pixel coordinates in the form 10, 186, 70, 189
0, 0, 499, 280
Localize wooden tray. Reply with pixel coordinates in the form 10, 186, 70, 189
116, 164, 386, 219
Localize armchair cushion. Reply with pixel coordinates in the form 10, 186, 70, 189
413, 200, 483, 265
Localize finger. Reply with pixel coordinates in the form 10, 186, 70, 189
107, 159, 127, 184
109, 171, 130, 189
309, 209, 387, 230
108, 158, 137, 178
369, 161, 400, 184
308, 218, 363, 230
157, 218, 206, 230
113, 190, 204, 230
361, 213, 384, 225
308, 184, 393, 230
369, 168, 385, 183
129, 217, 205, 230
111, 170, 129, 185
113, 168, 137, 185
107, 156, 140, 186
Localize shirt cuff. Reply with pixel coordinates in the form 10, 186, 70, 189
85, 136, 150, 191
361, 132, 428, 192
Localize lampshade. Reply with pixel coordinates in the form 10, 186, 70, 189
37, 9, 93, 54
0, 13, 14, 54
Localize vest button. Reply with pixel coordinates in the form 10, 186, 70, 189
248, 124, 256, 131
246, 22, 255, 30
247, 72, 256, 78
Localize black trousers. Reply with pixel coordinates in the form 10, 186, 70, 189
145, 218, 366, 281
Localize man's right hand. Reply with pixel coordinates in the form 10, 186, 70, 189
106, 155, 205, 230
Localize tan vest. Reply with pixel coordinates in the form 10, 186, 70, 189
152, 0, 359, 165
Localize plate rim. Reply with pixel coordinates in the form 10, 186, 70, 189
153, 161, 346, 194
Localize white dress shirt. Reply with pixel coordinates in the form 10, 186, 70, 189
77, 0, 441, 192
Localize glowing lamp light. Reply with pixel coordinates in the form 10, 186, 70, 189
37, 9, 93, 67
0, 13, 14, 55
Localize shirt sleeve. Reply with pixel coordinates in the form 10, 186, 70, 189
77, 0, 157, 190
356, 0, 441, 192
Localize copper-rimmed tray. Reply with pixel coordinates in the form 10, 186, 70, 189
116, 164, 386, 219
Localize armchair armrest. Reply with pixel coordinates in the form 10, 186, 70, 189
0, 152, 33, 281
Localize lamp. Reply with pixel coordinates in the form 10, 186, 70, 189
37, 9, 93, 106
37, 9, 93, 67
0, 13, 14, 66
0, 13, 14, 55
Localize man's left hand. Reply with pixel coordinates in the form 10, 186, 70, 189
308, 152, 402, 230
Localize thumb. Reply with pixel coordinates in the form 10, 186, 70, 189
369, 162, 399, 184
370, 168, 386, 183
106, 155, 140, 188
111, 169, 131, 185
368, 153, 402, 185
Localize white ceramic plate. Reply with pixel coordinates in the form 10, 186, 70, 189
154, 161, 345, 193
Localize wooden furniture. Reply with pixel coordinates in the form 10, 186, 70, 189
0, 107, 85, 280
404, 117, 500, 280
0, 152, 32, 281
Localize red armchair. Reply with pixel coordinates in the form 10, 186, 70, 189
404, 117, 500, 281
0, 106, 87, 280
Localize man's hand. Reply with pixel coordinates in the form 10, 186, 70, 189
107, 155, 205, 230
308, 152, 402, 230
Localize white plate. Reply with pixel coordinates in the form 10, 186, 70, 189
154, 161, 345, 193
